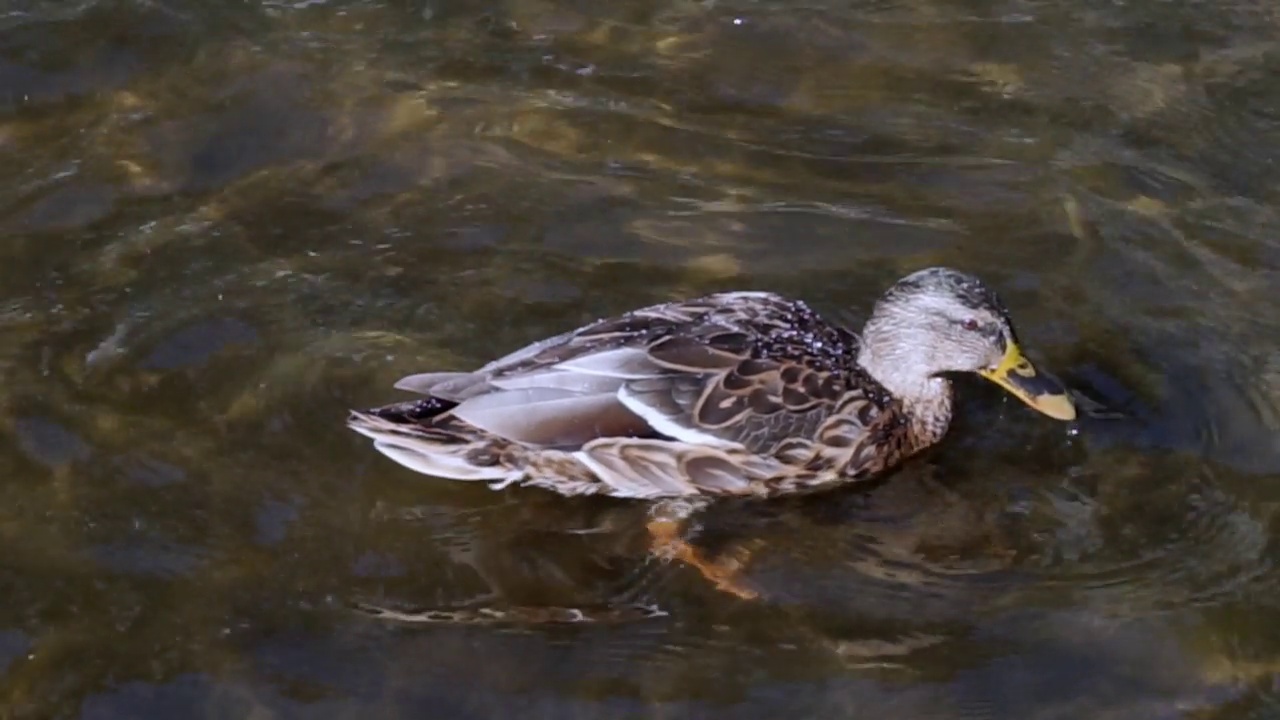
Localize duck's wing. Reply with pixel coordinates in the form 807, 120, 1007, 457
385, 292, 875, 457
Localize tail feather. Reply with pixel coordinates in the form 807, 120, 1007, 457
347, 410, 520, 482
393, 372, 493, 401
346, 406, 781, 498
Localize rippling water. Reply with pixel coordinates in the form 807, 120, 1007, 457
2, 0, 1279, 718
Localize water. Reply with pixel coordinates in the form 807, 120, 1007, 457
2, 0, 1279, 718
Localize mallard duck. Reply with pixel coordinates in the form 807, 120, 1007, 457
348, 267, 1076, 598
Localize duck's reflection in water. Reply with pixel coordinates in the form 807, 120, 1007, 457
352, 460, 1027, 665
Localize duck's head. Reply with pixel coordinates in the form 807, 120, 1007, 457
857, 267, 1076, 421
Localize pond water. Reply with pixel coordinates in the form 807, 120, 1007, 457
1, 0, 1279, 718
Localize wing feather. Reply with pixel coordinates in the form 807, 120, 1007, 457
385, 292, 880, 461
449, 388, 648, 447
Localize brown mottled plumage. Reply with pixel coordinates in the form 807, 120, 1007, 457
347, 268, 1076, 502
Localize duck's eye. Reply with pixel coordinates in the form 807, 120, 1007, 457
961, 318, 980, 331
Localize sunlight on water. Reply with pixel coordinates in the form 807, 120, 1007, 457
1, 0, 1279, 718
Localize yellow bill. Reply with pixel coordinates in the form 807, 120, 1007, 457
978, 341, 1077, 421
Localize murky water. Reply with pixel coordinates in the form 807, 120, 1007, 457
2, 0, 1279, 717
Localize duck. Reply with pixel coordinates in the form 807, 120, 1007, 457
347, 267, 1076, 599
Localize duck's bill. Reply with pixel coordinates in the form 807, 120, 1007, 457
978, 342, 1077, 421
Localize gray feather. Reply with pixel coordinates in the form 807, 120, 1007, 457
450, 388, 647, 447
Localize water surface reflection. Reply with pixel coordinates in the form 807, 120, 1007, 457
1, 0, 1279, 718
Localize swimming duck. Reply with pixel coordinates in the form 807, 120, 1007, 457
348, 267, 1076, 597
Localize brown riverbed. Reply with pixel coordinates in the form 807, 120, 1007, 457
1, 1, 1278, 718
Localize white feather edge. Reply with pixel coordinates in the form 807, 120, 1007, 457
555, 347, 659, 379
373, 440, 512, 481
615, 385, 740, 449
570, 450, 668, 499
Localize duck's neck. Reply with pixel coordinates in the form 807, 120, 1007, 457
856, 340, 954, 448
